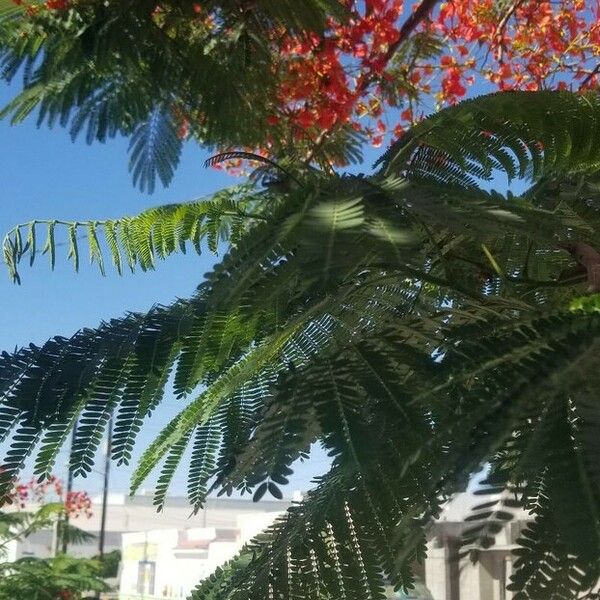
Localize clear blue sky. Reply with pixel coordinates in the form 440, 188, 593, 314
0, 81, 331, 499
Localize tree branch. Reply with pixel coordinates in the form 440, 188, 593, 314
375, 0, 442, 81
304, 0, 442, 164
579, 63, 600, 90
491, 0, 527, 63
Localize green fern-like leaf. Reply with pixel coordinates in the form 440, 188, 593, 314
378, 91, 600, 189
2, 185, 264, 282
128, 106, 182, 194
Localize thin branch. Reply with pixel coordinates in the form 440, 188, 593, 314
304, 0, 442, 164
579, 63, 600, 90
205, 151, 303, 186
491, 0, 527, 63
377, 0, 442, 75
449, 251, 587, 288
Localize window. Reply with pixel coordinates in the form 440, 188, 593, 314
136, 560, 156, 595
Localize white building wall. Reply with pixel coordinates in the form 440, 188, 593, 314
237, 511, 283, 540
3, 539, 18, 562
120, 529, 179, 597
425, 542, 448, 600
119, 513, 285, 599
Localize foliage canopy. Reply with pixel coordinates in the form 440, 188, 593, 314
1, 89, 600, 599
4, 0, 600, 190
3, 1, 600, 598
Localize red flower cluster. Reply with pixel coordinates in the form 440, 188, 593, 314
8, 475, 93, 518
436, 0, 600, 92
45, 0, 68, 9
13, 0, 600, 162
64, 490, 93, 517
268, 0, 600, 154
270, 1, 411, 154
12, 0, 68, 15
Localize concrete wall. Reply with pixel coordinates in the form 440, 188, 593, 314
424, 542, 515, 600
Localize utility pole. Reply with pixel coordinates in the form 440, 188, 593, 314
95, 416, 113, 600
98, 415, 113, 558
51, 519, 59, 557
61, 422, 78, 554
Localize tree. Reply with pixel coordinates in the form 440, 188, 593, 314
91, 550, 120, 580
1, 90, 600, 599
2, 1, 600, 599
0, 555, 108, 600
2, 0, 600, 186
0, 479, 108, 599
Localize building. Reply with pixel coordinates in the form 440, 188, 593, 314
4, 490, 534, 600
3, 493, 293, 563
119, 511, 283, 599
115, 491, 530, 600
423, 491, 530, 600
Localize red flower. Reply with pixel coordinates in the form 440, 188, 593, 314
295, 110, 315, 129
400, 108, 413, 122
353, 43, 368, 58
317, 108, 338, 129
441, 67, 467, 99
371, 135, 384, 148
393, 124, 405, 138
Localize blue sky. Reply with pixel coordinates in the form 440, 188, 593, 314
0, 81, 331, 499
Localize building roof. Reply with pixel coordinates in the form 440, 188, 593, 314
12, 493, 293, 536
437, 490, 529, 522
